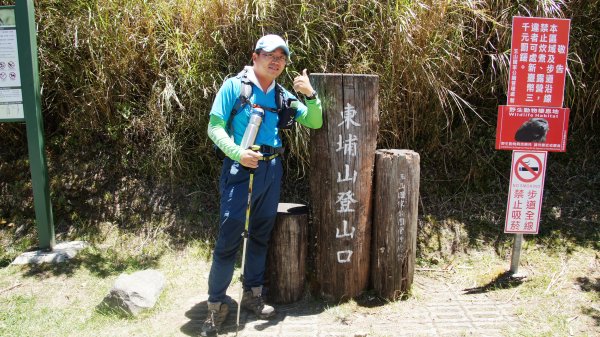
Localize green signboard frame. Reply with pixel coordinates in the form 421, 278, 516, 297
0, 1, 55, 249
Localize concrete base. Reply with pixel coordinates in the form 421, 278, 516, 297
11, 241, 88, 265
509, 270, 528, 279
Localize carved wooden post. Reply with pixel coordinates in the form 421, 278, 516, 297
371, 150, 420, 300
265, 203, 308, 304
309, 74, 379, 301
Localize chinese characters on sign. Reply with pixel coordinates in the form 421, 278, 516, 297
0, 10, 24, 121
495, 105, 570, 152
398, 173, 407, 242
505, 151, 547, 234
334, 103, 361, 263
507, 17, 571, 107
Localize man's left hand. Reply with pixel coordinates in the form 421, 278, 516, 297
293, 69, 315, 96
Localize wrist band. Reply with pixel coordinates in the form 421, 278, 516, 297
306, 90, 317, 100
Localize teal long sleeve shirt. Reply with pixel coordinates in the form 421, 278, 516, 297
207, 74, 322, 161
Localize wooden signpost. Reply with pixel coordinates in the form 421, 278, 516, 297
309, 74, 379, 301
371, 149, 420, 300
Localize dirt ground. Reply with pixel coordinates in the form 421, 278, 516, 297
2, 243, 598, 337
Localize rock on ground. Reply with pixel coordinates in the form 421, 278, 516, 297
101, 269, 166, 316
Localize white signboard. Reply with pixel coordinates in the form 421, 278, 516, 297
504, 150, 548, 234
0, 8, 23, 120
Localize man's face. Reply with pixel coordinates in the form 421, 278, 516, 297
252, 48, 287, 81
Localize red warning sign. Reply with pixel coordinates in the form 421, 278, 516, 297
505, 151, 548, 234
495, 105, 570, 152
507, 17, 571, 107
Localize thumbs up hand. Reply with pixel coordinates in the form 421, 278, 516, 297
293, 69, 315, 96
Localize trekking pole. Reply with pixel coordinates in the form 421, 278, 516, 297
236, 144, 260, 332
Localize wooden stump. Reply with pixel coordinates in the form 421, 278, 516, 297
309, 74, 379, 301
265, 203, 308, 304
371, 150, 420, 300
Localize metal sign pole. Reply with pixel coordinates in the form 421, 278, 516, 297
509, 234, 523, 275
15, 0, 55, 250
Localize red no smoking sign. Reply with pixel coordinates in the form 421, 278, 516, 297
514, 153, 543, 183
505, 151, 548, 234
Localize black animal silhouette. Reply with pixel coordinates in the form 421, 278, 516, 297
515, 118, 549, 142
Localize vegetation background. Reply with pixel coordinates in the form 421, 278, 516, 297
0, 0, 598, 269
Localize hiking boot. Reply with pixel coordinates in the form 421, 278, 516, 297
241, 286, 276, 319
201, 301, 229, 336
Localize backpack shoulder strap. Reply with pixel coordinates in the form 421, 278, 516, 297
226, 70, 253, 133
273, 83, 298, 130
274, 83, 285, 111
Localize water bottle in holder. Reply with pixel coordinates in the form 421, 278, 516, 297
240, 105, 264, 150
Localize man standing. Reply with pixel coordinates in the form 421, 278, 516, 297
203, 34, 322, 336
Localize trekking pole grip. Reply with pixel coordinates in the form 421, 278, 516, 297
243, 145, 261, 172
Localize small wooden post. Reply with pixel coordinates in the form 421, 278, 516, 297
309, 74, 379, 301
265, 203, 308, 304
371, 150, 420, 300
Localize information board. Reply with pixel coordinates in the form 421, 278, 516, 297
2, 1, 56, 250
0, 6, 23, 121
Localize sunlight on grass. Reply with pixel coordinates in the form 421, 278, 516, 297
0, 234, 214, 337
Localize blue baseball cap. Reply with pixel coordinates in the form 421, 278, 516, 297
255, 34, 290, 56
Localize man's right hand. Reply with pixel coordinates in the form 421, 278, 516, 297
239, 149, 262, 169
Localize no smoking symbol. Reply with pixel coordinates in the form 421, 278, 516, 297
514, 154, 543, 183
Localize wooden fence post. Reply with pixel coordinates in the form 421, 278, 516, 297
265, 203, 308, 304
371, 150, 420, 300
309, 74, 379, 301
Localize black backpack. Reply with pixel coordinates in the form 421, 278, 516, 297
213, 69, 297, 159
226, 69, 297, 132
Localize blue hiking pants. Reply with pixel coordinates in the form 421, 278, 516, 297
208, 156, 283, 303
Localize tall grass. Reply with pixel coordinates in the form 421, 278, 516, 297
0, 0, 598, 218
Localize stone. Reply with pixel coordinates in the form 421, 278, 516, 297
11, 241, 89, 265
101, 269, 165, 316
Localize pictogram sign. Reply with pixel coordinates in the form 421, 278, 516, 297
514, 153, 543, 183
0, 6, 24, 121
495, 105, 570, 152
505, 151, 548, 234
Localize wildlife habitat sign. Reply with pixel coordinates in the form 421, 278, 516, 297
495, 105, 570, 152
